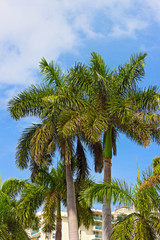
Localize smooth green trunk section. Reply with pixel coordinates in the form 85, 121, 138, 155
103, 129, 112, 159
103, 129, 112, 240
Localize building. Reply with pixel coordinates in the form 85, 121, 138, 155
29, 207, 134, 240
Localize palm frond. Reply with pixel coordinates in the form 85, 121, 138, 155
42, 191, 56, 233
80, 179, 134, 207
30, 122, 55, 166
133, 86, 160, 112
39, 58, 64, 87
89, 141, 103, 173
18, 184, 47, 226
7, 84, 54, 120
68, 62, 93, 95
1, 178, 28, 199
16, 124, 42, 169
90, 52, 110, 78
111, 213, 135, 240
117, 53, 147, 94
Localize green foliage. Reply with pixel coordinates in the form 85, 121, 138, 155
7, 84, 54, 120
139, 157, 160, 191
0, 178, 38, 240
81, 164, 160, 240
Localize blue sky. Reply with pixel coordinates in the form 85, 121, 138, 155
0, 0, 160, 198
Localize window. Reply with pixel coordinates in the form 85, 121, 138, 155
52, 233, 56, 239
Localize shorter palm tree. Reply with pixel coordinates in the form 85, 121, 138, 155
81, 163, 160, 240
0, 177, 38, 240
18, 162, 94, 240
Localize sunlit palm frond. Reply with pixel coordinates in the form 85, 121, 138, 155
18, 184, 47, 226
117, 53, 147, 94
81, 179, 134, 207
30, 122, 55, 166
1, 178, 28, 199
42, 191, 56, 233
139, 157, 160, 191
16, 124, 42, 169
118, 118, 152, 147
132, 86, 160, 112
111, 213, 135, 240
7, 84, 54, 120
68, 62, 93, 95
39, 58, 64, 87
57, 109, 83, 137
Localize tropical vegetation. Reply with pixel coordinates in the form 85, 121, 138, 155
139, 157, 160, 191
67, 52, 160, 239
7, 59, 89, 240
81, 161, 160, 240
7, 52, 160, 240
18, 162, 94, 240
0, 177, 38, 240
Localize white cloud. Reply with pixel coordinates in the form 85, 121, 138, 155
0, 0, 159, 90
142, 0, 160, 22
110, 18, 148, 38
0, 87, 19, 110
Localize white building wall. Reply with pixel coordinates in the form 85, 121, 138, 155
29, 207, 135, 240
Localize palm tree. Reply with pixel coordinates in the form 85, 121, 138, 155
81, 163, 160, 240
8, 53, 160, 240
67, 52, 160, 239
139, 157, 160, 191
8, 59, 89, 240
0, 177, 38, 240
18, 162, 94, 240
18, 164, 65, 240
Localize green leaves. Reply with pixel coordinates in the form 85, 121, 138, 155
80, 161, 160, 239
8, 84, 54, 120
1, 178, 28, 199
39, 58, 64, 87
0, 178, 37, 240
117, 53, 147, 94
81, 179, 134, 207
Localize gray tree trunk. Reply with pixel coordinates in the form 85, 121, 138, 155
55, 216, 62, 240
102, 158, 112, 240
66, 164, 79, 240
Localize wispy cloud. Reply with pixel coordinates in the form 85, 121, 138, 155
0, 0, 159, 90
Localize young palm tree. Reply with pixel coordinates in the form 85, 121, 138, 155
81, 163, 160, 240
18, 164, 65, 240
0, 177, 38, 240
67, 52, 160, 239
139, 157, 160, 191
18, 162, 94, 240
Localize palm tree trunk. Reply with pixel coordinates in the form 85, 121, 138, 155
102, 129, 112, 240
56, 195, 62, 240
102, 158, 112, 240
66, 163, 79, 240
